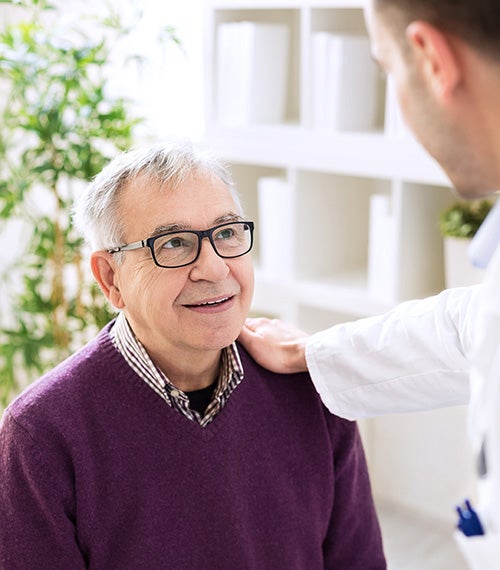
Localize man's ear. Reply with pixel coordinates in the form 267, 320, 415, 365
90, 251, 125, 309
406, 21, 461, 101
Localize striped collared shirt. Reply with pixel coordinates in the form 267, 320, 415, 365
109, 312, 244, 427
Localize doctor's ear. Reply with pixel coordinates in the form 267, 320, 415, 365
406, 20, 461, 101
90, 251, 125, 309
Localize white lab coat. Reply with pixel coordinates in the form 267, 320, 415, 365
306, 245, 500, 569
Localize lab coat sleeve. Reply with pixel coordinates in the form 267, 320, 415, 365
305, 285, 481, 420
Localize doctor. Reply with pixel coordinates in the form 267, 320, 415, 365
239, 1, 500, 568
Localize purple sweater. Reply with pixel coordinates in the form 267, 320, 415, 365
0, 324, 385, 569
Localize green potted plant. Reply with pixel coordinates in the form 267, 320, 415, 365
0, 0, 178, 407
439, 199, 493, 288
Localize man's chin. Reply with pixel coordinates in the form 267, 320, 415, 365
450, 183, 497, 200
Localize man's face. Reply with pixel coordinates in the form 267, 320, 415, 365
364, 0, 495, 198
111, 172, 254, 364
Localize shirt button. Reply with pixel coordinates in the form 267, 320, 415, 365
170, 389, 180, 398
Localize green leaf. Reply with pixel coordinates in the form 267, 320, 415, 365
439, 200, 493, 238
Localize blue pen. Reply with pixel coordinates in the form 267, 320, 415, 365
456, 499, 485, 537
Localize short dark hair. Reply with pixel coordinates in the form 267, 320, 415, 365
375, 0, 500, 58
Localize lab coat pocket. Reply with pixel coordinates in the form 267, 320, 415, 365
454, 529, 500, 570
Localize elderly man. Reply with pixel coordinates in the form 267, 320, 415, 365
0, 142, 385, 569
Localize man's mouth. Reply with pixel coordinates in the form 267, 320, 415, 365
184, 295, 233, 308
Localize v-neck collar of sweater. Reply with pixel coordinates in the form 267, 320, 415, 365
95, 323, 248, 443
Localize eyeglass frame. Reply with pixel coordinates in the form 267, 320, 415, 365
106, 220, 255, 269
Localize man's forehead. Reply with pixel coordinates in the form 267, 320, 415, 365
118, 172, 240, 237
120, 171, 232, 203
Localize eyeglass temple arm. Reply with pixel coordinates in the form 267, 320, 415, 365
107, 240, 147, 254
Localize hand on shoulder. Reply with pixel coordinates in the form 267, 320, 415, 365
238, 317, 309, 374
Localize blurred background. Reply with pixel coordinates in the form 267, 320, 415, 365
1, 1, 490, 568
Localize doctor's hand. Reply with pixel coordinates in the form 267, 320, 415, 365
238, 317, 309, 374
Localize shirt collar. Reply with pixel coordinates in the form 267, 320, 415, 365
110, 312, 244, 426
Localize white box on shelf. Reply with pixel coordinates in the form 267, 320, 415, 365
368, 194, 399, 303
257, 176, 294, 279
310, 31, 330, 128
216, 21, 290, 126
311, 33, 379, 131
384, 75, 412, 138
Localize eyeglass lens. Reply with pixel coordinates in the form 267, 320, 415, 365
152, 222, 252, 268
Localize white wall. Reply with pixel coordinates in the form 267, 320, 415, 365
1, 0, 205, 137
103, 0, 206, 141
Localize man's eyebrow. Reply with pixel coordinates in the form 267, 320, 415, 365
150, 223, 187, 236
149, 213, 244, 237
213, 213, 244, 224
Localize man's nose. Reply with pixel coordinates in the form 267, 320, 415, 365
189, 237, 230, 281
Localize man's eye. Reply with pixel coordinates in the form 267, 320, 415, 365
163, 237, 186, 249
216, 228, 235, 240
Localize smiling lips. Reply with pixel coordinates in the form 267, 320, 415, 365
184, 295, 235, 312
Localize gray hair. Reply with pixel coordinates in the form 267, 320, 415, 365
72, 140, 241, 252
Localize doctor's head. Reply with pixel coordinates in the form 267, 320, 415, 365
364, 0, 500, 198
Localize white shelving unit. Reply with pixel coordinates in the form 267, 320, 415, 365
204, 0, 455, 326
203, 0, 476, 538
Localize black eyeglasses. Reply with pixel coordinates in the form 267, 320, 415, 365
107, 221, 254, 269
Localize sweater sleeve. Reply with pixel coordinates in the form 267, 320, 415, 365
323, 415, 386, 569
0, 411, 87, 570
306, 285, 478, 419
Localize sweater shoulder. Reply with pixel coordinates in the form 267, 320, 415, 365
6, 322, 123, 427
236, 342, 357, 434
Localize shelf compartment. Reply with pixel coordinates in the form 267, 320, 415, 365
210, 8, 301, 126
395, 181, 456, 300
229, 162, 287, 265
251, 271, 297, 322
306, 8, 386, 132
295, 276, 394, 317
294, 170, 391, 282
310, 6, 365, 33
296, 304, 360, 334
